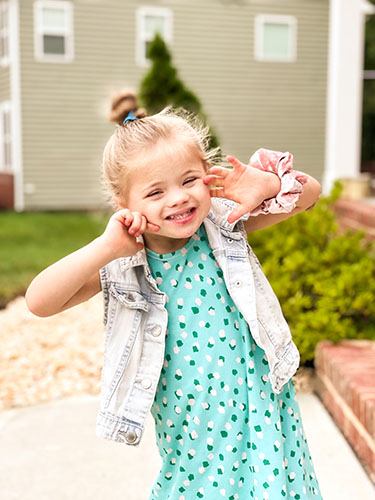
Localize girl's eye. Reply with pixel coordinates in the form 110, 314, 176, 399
184, 177, 197, 185
147, 190, 161, 197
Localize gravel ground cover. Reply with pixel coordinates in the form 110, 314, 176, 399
0, 294, 104, 410
0, 295, 315, 411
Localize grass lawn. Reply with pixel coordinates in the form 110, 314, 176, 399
0, 211, 109, 309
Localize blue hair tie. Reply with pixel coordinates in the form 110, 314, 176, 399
123, 110, 139, 125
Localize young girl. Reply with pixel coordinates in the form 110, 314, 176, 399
26, 92, 323, 499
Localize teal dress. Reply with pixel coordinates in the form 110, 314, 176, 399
146, 225, 322, 500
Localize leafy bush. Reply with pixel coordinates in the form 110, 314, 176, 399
248, 182, 375, 365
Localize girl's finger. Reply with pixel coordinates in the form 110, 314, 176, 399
134, 215, 147, 237
122, 210, 134, 227
209, 187, 224, 198
128, 212, 142, 235
204, 176, 225, 188
202, 174, 220, 185
207, 166, 229, 177
227, 203, 250, 224
121, 209, 134, 226
146, 222, 160, 232
226, 155, 245, 170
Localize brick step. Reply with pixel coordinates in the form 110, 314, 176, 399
333, 199, 375, 239
315, 339, 375, 482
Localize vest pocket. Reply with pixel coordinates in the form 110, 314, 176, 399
109, 284, 149, 312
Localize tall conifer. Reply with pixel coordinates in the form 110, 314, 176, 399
139, 34, 219, 148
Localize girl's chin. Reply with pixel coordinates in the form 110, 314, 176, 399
144, 228, 198, 253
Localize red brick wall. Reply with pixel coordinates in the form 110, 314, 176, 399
333, 199, 375, 239
315, 340, 375, 482
0, 173, 14, 210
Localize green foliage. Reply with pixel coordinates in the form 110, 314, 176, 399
0, 211, 108, 309
248, 182, 375, 365
139, 33, 219, 149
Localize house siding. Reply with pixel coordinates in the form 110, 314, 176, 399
169, 0, 328, 179
19, 0, 328, 210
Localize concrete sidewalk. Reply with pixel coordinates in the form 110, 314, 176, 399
0, 393, 373, 500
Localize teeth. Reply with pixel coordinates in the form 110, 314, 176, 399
168, 208, 193, 220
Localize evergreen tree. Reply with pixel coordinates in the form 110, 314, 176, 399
139, 34, 219, 149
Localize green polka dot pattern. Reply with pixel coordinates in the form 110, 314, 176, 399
146, 225, 322, 500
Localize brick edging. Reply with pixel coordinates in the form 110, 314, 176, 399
333, 199, 375, 238
315, 340, 375, 483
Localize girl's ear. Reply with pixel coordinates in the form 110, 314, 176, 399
113, 195, 126, 209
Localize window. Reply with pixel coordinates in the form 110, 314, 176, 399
34, 1, 74, 62
136, 7, 172, 67
0, 101, 12, 172
0, 2, 9, 67
254, 15, 297, 62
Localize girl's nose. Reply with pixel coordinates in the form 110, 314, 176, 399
167, 188, 189, 207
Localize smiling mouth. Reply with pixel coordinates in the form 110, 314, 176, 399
166, 208, 195, 220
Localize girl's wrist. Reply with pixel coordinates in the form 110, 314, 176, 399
249, 148, 308, 215
93, 235, 126, 262
96, 233, 141, 261
260, 170, 282, 199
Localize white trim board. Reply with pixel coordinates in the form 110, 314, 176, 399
9, 0, 23, 211
323, 0, 375, 195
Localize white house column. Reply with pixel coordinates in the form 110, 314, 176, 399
323, 0, 375, 195
9, 0, 23, 211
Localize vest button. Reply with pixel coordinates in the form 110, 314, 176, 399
235, 280, 242, 287
151, 325, 162, 337
118, 429, 138, 444
141, 378, 152, 390
125, 430, 137, 444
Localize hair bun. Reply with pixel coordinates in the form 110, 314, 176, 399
108, 90, 147, 125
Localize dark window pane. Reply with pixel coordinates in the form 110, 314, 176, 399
43, 35, 65, 55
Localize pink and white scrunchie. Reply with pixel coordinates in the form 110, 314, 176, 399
249, 148, 309, 215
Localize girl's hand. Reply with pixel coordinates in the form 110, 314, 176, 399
99, 209, 159, 259
203, 155, 281, 223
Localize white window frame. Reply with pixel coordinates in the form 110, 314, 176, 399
254, 14, 297, 62
0, 101, 12, 172
0, 1, 10, 67
136, 6, 173, 67
34, 0, 74, 63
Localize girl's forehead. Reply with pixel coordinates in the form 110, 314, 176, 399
131, 144, 205, 180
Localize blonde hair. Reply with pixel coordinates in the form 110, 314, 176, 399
102, 91, 221, 206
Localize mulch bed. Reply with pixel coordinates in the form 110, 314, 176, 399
0, 295, 316, 411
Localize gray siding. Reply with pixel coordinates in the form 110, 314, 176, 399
19, 0, 328, 210
170, 0, 328, 178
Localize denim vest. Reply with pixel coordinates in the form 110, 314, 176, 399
97, 198, 300, 446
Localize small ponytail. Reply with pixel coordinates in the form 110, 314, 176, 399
108, 90, 147, 126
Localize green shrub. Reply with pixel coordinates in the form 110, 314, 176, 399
139, 33, 219, 149
248, 182, 375, 365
